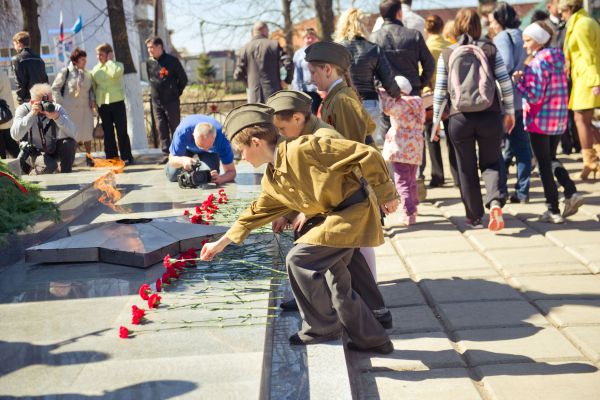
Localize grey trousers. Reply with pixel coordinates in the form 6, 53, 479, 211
286, 244, 390, 348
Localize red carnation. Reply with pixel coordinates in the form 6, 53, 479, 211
195, 206, 202, 214
156, 278, 162, 292
163, 254, 173, 268
191, 214, 203, 224
183, 209, 190, 216
207, 194, 215, 203
119, 326, 130, 338
138, 284, 152, 300
162, 272, 171, 285
131, 306, 146, 325
148, 293, 161, 308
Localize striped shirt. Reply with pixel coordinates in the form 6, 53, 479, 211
433, 46, 514, 124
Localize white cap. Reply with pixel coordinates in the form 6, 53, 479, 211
394, 75, 412, 95
523, 23, 551, 46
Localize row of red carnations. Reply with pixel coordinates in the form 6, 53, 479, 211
119, 190, 227, 338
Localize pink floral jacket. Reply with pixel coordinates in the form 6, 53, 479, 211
380, 91, 425, 165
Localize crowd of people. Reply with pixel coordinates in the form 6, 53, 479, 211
197, 0, 599, 353
1, 32, 188, 174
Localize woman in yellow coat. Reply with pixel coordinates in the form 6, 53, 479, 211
560, 0, 600, 178
200, 104, 399, 354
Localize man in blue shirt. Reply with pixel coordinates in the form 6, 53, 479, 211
165, 115, 236, 184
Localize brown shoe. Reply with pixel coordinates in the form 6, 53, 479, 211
289, 331, 341, 346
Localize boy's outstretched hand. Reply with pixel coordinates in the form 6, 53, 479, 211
200, 236, 232, 261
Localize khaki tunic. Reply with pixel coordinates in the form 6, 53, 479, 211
226, 135, 398, 248
301, 114, 344, 139
320, 81, 376, 145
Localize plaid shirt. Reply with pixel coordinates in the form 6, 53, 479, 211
516, 48, 568, 135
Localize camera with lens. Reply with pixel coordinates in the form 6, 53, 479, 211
177, 162, 212, 189
40, 95, 56, 113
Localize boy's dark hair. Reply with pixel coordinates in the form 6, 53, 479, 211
275, 110, 311, 121
231, 124, 279, 148
492, 2, 521, 29
145, 36, 164, 47
70, 48, 87, 63
531, 10, 550, 23
12, 31, 30, 47
380, 0, 402, 20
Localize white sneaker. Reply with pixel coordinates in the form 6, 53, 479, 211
562, 193, 583, 218
539, 210, 565, 224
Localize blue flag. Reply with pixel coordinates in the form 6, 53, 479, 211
72, 15, 82, 34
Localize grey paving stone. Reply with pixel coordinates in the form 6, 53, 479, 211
467, 229, 551, 251
545, 228, 599, 247
349, 332, 465, 372
512, 275, 600, 300
477, 362, 600, 400
456, 326, 585, 366
374, 240, 398, 257
563, 326, 600, 363
307, 340, 352, 400
420, 278, 522, 304
376, 255, 410, 281
566, 244, 600, 273
486, 246, 589, 276
387, 223, 459, 239
388, 305, 444, 334
360, 368, 483, 400
392, 235, 472, 257
378, 279, 426, 307
438, 301, 549, 331
537, 300, 600, 327
404, 252, 499, 280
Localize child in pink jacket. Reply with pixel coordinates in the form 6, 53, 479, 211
380, 76, 425, 225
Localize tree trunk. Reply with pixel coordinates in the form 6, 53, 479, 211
314, 0, 334, 42
282, 0, 294, 56
105, 0, 148, 150
19, 0, 41, 54
106, 0, 136, 74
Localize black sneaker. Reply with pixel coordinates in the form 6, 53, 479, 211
280, 298, 299, 312
466, 218, 483, 229
289, 331, 341, 346
509, 193, 529, 204
347, 340, 394, 354
124, 158, 135, 166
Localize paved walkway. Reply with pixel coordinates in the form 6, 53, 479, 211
348, 153, 600, 399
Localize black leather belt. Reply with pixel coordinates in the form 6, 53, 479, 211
294, 179, 369, 240
365, 135, 374, 145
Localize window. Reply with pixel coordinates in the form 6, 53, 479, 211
41, 45, 51, 55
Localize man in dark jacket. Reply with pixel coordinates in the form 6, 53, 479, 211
234, 21, 293, 103
11, 31, 48, 105
146, 36, 188, 164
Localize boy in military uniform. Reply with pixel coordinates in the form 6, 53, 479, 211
304, 41, 376, 146
266, 89, 393, 328
200, 104, 399, 353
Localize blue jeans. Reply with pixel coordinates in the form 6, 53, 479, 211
363, 99, 382, 144
502, 113, 531, 200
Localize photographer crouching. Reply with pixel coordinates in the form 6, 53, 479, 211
165, 115, 236, 188
10, 83, 76, 175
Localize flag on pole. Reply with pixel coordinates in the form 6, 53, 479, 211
59, 11, 64, 43
72, 15, 82, 34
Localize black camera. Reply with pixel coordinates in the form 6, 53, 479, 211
40, 95, 56, 113
177, 162, 212, 189
17, 142, 41, 174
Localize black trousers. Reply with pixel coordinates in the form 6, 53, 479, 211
422, 121, 459, 186
448, 111, 505, 220
0, 128, 19, 159
99, 100, 132, 161
560, 110, 581, 154
21, 138, 76, 174
529, 133, 577, 214
153, 99, 181, 155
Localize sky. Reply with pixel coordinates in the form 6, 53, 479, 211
165, 0, 537, 55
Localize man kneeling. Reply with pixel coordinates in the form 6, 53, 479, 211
11, 83, 76, 174
165, 115, 236, 186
